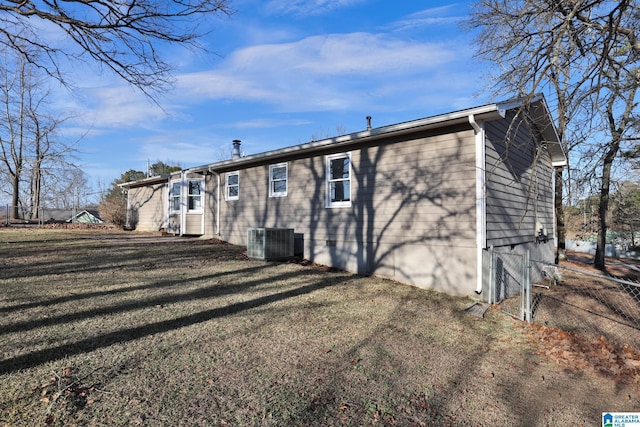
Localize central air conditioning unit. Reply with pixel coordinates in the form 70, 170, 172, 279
247, 228, 294, 260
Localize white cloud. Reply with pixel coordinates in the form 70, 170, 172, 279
137, 140, 219, 165
232, 118, 313, 128
265, 0, 365, 16
61, 6, 477, 135
61, 84, 172, 135
229, 32, 454, 75
175, 32, 463, 112
386, 5, 467, 32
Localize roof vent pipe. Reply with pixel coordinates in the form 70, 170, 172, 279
366, 116, 372, 131
231, 140, 242, 160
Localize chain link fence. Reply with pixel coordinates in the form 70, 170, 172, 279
489, 246, 640, 350
489, 248, 529, 321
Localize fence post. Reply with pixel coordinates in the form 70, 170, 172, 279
520, 252, 526, 320
488, 246, 494, 305
525, 249, 531, 323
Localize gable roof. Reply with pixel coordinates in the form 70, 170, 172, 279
41, 208, 103, 223
188, 94, 565, 175
120, 95, 566, 190
67, 209, 103, 223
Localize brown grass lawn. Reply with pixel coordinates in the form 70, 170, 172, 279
0, 228, 638, 426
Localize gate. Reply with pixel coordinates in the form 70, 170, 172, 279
488, 246, 532, 322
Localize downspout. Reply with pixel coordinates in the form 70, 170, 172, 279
469, 114, 486, 295
122, 188, 130, 229
200, 175, 206, 236
164, 181, 170, 232
180, 170, 186, 237
208, 167, 221, 236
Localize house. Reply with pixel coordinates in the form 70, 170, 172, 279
41, 208, 103, 224
67, 209, 104, 224
120, 95, 566, 298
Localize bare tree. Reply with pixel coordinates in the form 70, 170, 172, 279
25, 84, 81, 218
466, 0, 640, 269
43, 166, 91, 210
611, 180, 640, 248
0, 50, 28, 219
0, 0, 233, 96
0, 47, 81, 219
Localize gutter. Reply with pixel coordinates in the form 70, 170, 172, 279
470, 114, 486, 295
118, 174, 170, 189
122, 187, 130, 229
180, 170, 186, 237
188, 106, 505, 174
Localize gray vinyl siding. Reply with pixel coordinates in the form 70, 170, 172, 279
485, 112, 555, 247
127, 183, 166, 232
124, 99, 562, 300
203, 174, 218, 237
215, 125, 478, 296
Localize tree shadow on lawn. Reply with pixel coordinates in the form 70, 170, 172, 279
0, 263, 268, 316
248, 294, 571, 426
0, 269, 350, 375
0, 238, 222, 281
0, 264, 330, 336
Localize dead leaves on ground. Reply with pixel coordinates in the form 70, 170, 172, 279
34, 366, 103, 425
524, 323, 640, 385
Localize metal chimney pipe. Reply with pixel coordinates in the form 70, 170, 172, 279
232, 140, 241, 160
366, 116, 372, 130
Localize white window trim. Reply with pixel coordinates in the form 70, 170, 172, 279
269, 163, 288, 198
187, 178, 204, 213
169, 180, 181, 213
225, 171, 239, 201
325, 152, 352, 208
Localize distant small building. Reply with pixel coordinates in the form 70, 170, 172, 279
42, 208, 104, 224
67, 209, 104, 224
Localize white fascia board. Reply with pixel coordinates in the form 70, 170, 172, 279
190, 104, 505, 174
118, 175, 170, 189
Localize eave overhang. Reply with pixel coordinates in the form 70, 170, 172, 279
188, 104, 507, 174
528, 95, 567, 167
118, 174, 170, 190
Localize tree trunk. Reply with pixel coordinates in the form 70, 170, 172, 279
11, 172, 20, 220
30, 133, 43, 220
30, 164, 42, 219
594, 142, 619, 270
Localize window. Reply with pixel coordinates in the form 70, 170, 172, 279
226, 171, 239, 200
188, 179, 203, 211
269, 163, 287, 197
170, 181, 181, 212
326, 153, 351, 208
170, 179, 204, 212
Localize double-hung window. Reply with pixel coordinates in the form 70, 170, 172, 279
188, 179, 203, 212
170, 181, 181, 213
326, 153, 351, 208
269, 163, 288, 197
226, 171, 239, 200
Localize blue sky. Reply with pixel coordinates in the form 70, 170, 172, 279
56, 1, 491, 195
